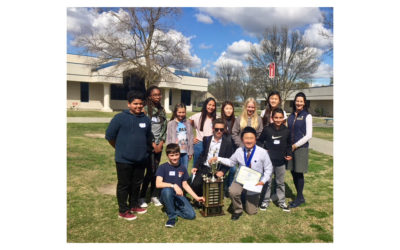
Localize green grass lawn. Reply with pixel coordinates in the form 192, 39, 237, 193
313, 127, 333, 141
67, 123, 333, 243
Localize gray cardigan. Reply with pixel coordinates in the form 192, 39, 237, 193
231, 115, 263, 147
166, 119, 194, 155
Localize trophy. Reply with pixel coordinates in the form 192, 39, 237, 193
200, 149, 225, 217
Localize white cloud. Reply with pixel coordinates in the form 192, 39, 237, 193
213, 40, 259, 68
199, 43, 213, 49
303, 23, 333, 49
200, 7, 323, 36
195, 13, 213, 24
312, 62, 333, 79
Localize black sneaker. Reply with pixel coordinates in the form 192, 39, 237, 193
259, 202, 269, 211
279, 203, 290, 212
165, 218, 177, 228
231, 212, 242, 221
289, 199, 305, 208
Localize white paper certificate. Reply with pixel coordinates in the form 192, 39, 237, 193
235, 166, 262, 186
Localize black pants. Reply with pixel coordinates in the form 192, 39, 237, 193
116, 162, 146, 213
190, 164, 212, 197
140, 151, 162, 199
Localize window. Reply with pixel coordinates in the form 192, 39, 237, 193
111, 84, 128, 100
181, 90, 191, 106
80, 82, 89, 102
169, 89, 172, 106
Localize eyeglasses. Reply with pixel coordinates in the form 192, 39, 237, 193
214, 128, 224, 132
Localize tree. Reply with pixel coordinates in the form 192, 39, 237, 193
237, 67, 257, 102
320, 11, 333, 56
208, 63, 241, 102
247, 26, 321, 108
72, 8, 193, 89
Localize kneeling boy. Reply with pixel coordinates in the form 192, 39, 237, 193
156, 143, 204, 228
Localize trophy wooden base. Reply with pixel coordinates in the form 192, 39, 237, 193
200, 179, 225, 217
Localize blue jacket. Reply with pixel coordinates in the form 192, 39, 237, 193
287, 110, 310, 149
105, 110, 153, 164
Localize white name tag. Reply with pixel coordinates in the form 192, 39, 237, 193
151, 117, 159, 123
169, 171, 175, 176
139, 123, 146, 128
274, 140, 280, 145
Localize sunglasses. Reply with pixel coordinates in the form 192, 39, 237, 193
214, 128, 224, 132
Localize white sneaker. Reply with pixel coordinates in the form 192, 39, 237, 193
259, 202, 269, 211
151, 197, 162, 207
138, 198, 148, 208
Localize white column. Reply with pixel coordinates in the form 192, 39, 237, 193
164, 88, 171, 113
101, 83, 113, 112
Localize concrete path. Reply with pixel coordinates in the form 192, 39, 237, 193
309, 137, 333, 156
67, 117, 112, 123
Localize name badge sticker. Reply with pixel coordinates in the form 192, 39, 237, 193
139, 123, 146, 128
169, 171, 175, 176
151, 117, 160, 123
274, 140, 280, 145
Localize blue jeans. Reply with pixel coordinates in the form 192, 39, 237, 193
180, 153, 189, 169
193, 141, 203, 167
160, 188, 196, 220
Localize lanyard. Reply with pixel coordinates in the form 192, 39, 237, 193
243, 145, 256, 168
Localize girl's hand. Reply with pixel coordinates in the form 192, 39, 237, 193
292, 145, 297, 152
188, 155, 193, 161
285, 156, 292, 161
196, 197, 205, 203
193, 138, 200, 144
216, 171, 224, 178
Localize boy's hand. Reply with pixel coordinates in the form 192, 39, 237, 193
196, 197, 205, 203
216, 171, 224, 177
208, 157, 218, 165
174, 185, 183, 196
191, 168, 198, 174
285, 156, 292, 161
256, 181, 264, 186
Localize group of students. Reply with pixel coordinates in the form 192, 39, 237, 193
105, 86, 312, 227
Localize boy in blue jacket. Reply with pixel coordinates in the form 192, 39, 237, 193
105, 91, 153, 221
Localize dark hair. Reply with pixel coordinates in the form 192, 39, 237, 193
145, 85, 163, 117
240, 126, 257, 139
166, 143, 180, 155
127, 90, 145, 103
272, 108, 284, 117
262, 91, 282, 126
212, 118, 226, 128
170, 103, 186, 121
292, 92, 308, 113
200, 97, 216, 131
221, 101, 235, 134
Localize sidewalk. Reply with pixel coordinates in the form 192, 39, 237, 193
309, 137, 333, 156
67, 117, 112, 123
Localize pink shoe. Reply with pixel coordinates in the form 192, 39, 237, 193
118, 211, 137, 221
130, 207, 147, 214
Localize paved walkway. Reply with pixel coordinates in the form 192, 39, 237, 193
67, 117, 112, 123
67, 117, 333, 156
309, 137, 333, 156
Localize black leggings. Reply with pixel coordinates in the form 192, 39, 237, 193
140, 151, 162, 199
291, 171, 305, 201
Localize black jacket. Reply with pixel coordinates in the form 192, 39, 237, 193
257, 124, 292, 167
194, 134, 236, 174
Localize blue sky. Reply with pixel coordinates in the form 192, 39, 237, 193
67, 7, 333, 85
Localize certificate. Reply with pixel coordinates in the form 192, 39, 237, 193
234, 166, 262, 186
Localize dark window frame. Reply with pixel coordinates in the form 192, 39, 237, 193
80, 82, 89, 102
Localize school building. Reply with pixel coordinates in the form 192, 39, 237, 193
67, 54, 208, 113
284, 85, 333, 117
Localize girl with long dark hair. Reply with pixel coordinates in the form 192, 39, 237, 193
261, 91, 287, 127
189, 97, 217, 167
287, 92, 313, 208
